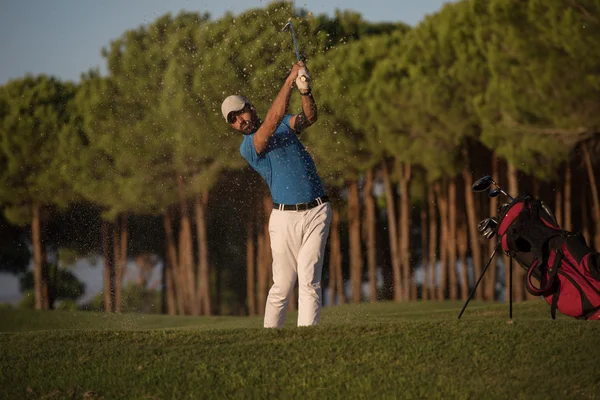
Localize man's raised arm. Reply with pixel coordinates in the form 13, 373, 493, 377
290, 63, 317, 133
253, 62, 303, 154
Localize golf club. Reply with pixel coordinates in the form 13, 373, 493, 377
489, 188, 512, 200
282, 20, 307, 82
472, 175, 514, 201
471, 175, 496, 192
477, 217, 498, 239
477, 217, 493, 232
497, 203, 510, 215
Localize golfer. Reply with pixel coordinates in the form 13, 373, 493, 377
221, 61, 332, 328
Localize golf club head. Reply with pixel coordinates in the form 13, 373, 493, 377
489, 188, 502, 198
281, 21, 292, 32
478, 217, 498, 239
478, 218, 491, 232
540, 201, 559, 227
497, 203, 510, 215
472, 175, 494, 192
483, 229, 496, 240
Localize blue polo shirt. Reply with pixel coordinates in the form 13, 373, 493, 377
240, 115, 325, 205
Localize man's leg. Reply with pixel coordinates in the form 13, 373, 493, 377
297, 203, 332, 327
264, 209, 302, 328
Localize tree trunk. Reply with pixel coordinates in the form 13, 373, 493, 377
428, 185, 438, 302
327, 208, 338, 307
462, 166, 483, 300
435, 181, 448, 301
364, 168, 377, 302
164, 209, 186, 315
328, 207, 345, 305
48, 253, 57, 310
420, 198, 428, 301
581, 184, 592, 247
195, 191, 211, 316
101, 220, 114, 312
113, 214, 128, 313
447, 178, 458, 301
31, 202, 45, 310
35, 204, 50, 310
136, 260, 153, 287
555, 188, 563, 228
256, 194, 272, 315
246, 220, 256, 316
507, 163, 523, 301
177, 175, 198, 315
457, 212, 469, 301
398, 163, 412, 301
120, 214, 128, 283
257, 228, 266, 315
164, 255, 177, 316
582, 143, 600, 250
43, 249, 50, 308
262, 195, 274, 309
526, 174, 544, 301
564, 162, 572, 232
533, 178, 540, 198
288, 288, 298, 312
381, 160, 402, 302
113, 218, 122, 312
120, 215, 129, 309
486, 152, 499, 300
348, 179, 362, 303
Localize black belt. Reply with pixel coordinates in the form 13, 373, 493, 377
273, 195, 329, 211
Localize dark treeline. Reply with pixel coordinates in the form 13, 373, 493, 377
0, 0, 599, 314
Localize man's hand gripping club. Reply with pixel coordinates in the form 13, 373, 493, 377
296, 63, 311, 94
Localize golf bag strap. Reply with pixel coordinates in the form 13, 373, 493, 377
582, 306, 600, 321
526, 250, 562, 296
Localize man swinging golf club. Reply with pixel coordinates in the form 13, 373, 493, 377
221, 60, 331, 328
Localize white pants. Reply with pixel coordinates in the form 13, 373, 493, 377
264, 202, 332, 328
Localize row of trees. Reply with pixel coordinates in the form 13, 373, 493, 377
1, 0, 599, 315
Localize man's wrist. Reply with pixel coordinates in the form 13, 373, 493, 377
300, 89, 312, 96
286, 76, 296, 88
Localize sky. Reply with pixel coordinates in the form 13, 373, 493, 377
0, 0, 454, 305
0, 0, 454, 85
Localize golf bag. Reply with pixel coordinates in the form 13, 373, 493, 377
496, 194, 600, 320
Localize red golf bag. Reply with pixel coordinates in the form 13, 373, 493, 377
496, 195, 600, 320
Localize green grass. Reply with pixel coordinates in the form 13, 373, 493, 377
1, 301, 599, 399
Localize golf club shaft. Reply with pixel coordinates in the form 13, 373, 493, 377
492, 181, 514, 201
290, 23, 300, 61
283, 22, 306, 82
500, 189, 514, 201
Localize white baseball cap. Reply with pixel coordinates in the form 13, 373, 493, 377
221, 95, 248, 122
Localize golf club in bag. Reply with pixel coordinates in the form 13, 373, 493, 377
458, 175, 600, 321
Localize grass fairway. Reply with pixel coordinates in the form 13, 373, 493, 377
1, 301, 599, 399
